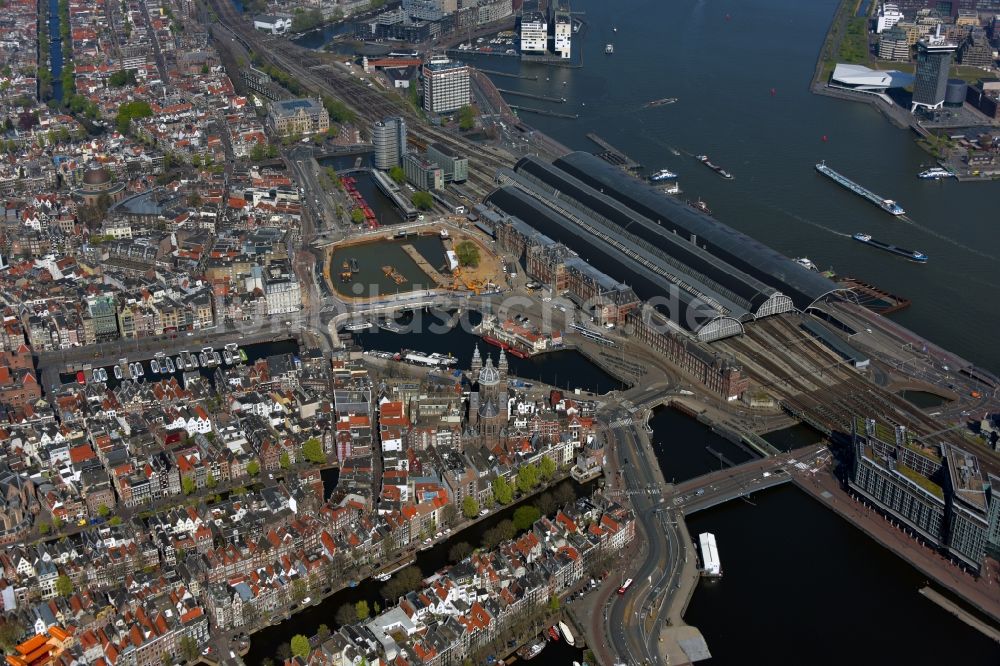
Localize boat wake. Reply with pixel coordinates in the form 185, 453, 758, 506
776, 209, 851, 238
898, 216, 998, 262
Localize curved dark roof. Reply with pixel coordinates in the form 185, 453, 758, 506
486, 186, 722, 334
82, 166, 111, 186
512, 156, 781, 313
547, 152, 838, 309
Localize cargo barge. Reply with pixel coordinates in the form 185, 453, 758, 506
696, 154, 733, 179
852, 233, 927, 262
816, 161, 905, 216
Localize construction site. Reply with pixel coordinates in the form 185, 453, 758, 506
324, 221, 506, 300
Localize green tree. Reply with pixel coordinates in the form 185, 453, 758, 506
512, 505, 541, 531
539, 455, 557, 481
302, 437, 325, 464
108, 69, 137, 88
454, 240, 480, 267
97, 504, 111, 517
205, 472, 217, 489
279, 451, 291, 469
462, 495, 480, 519
411, 191, 433, 210
516, 464, 539, 494
548, 594, 560, 612
114, 100, 152, 134
52, 516, 63, 530
537, 491, 555, 516
290, 634, 310, 659
247, 459, 261, 476
388, 166, 405, 184
448, 541, 472, 563
55, 575, 74, 597
179, 635, 200, 662
38, 521, 51, 535
491, 476, 513, 505
0, 621, 25, 653
109, 516, 122, 526
458, 105, 475, 131
292, 578, 307, 602
317, 624, 331, 640
335, 604, 355, 626
355, 600, 370, 621
182, 477, 197, 495
350, 207, 365, 224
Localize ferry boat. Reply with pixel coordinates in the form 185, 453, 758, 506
114, 364, 123, 380
135, 363, 144, 377
516, 640, 546, 661
343, 320, 373, 332
164, 356, 176, 373
918, 167, 953, 179
816, 161, 904, 216
558, 621, 575, 646
648, 168, 678, 182
852, 233, 927, 262
198, 352, 210, 367
150, 359, 160, 374
213, 351, 222, 366
696, 155, 734, 179
378, 319, 405, 333
175, 355, 184, 371
223, 349, 233, 365
605, 43, 614, 54
94, 368, 107, 383
794, 257, 818, 271
374, 573, 391, 582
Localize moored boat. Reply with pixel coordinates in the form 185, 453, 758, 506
558, 621, 575, 646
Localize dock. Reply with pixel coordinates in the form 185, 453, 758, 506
370, 169, 419, 219
496, 87, 566, 103
476, 68, 537, 80
836, 276, 911, 314
401, 244, 452, 288
585, 132, 642, 170
508, 104, 578, 119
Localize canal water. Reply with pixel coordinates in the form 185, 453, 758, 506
330, 234, 447, 296
481, 0, 1000, 375
684, 484, 999, 666
350, 309, 624, 394
243, 479, 593, 665
49, 0, 63, 101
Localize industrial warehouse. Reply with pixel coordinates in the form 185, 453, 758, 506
486, 152, 846, 342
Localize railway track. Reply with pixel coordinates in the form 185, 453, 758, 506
208, 0, 509, 195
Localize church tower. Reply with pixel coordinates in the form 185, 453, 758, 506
498, 348, 508, 382
470, 345, 482, 377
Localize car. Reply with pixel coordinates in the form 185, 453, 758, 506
435, 531, 443, 538
479, 509, 489, 516
268, 473, 274, 480
78, 518, 87, 526
186, 331, 194, 336
695, 488, 705, 496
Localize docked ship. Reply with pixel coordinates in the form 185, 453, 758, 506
852, 233, 927, 262
558, 621, 575, 646
698, 532, 722, 578
648, 168, 678, 182
605, 43, 614, 54
688, 198, 712, 215
816, 161, 905, 216
350, 258, 360, 273
794, 257, 818, 271
343, 320, 373, 331
378, 318, 405, 333
516, 639, 546, 661
918, 167, 953, 179
696, 155, 733, 179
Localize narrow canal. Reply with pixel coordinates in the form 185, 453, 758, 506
48, 0, 63, 101
243, 478, 595, 665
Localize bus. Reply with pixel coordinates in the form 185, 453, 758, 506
617, 578, 633, 595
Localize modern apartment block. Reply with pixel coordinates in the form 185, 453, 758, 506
373, 117, 408, 170
422, 57, 471, 113
520, 11, 548, 54
848, 416, 998, 572
403, 152, 445, 191
551, 1, 572, 58
426, 142, 469, 182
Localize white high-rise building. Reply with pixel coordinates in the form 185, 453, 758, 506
876, 3, 904, 34
422, 57, 471, 114
520, 11, 548, 54
552, 6, 572, 59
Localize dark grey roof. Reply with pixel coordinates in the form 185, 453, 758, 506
549, 152, 840, 309
800, 318, 869, 366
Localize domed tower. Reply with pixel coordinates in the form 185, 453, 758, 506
478, 355, 501, 400
477, 355, 504, 442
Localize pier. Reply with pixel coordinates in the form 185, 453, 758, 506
476, 68, 537, 80
400, 244, 452, 288
835, 276, 911, 314
370, 169, 419, 219
495, 87, 566, 103
585, 132, 642, 170
508, 104, 578, 119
